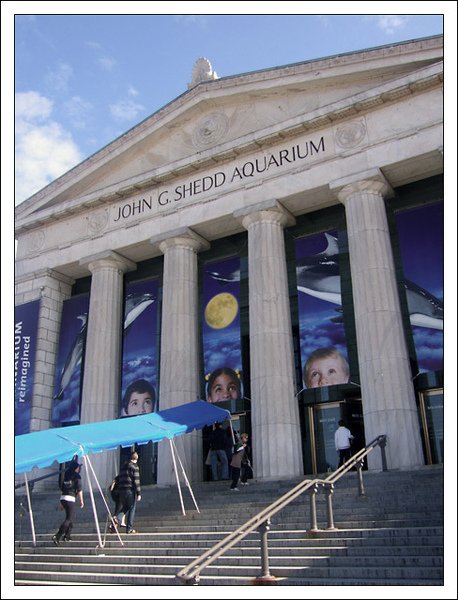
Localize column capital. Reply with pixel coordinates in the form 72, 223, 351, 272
150, 227, 210, 254
233, 199, 296, 230
329, 168, 394, 204
79, 250, 136, 274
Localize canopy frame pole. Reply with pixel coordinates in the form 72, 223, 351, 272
169, 438, 186, 516
82, 453, 105, 548
171, 438, 200, 513
84, 453, 124, 547
228, 419, 236, 444
24, 472, 36, 547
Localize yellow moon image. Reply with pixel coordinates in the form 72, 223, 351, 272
205, 293, 239, 329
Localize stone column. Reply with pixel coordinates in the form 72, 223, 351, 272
15, 269, 74, 490
151, 228, 210, 486
330, 169, 424, 470
79, 251, 136, 487
234, 200, 303, 479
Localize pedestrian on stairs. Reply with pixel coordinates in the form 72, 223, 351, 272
335, 420, 354, 467
113, 451, 142, 534
53, 459, 84, 545
229, 442, 246, 491
240, 433, 253, 485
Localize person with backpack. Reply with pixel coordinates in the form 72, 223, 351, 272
53, 459, 84, 545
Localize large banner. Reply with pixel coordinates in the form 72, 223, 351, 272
295, 231, 350, 390
202, 256, 243, 404
395, 201, 443, 373
52, 294, 89, 425
120, 279, 159, 417
15, 300, 40, 435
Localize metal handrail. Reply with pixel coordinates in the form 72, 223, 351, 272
176, 434, 387, 585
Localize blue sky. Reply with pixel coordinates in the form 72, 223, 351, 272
3, 6, 448, 206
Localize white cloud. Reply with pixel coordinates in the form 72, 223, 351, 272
377, 15, 408, 35
15, 91, 82, 205
62, 95, 93, 129
109, 99, 145, 122
97, 56, 116, 71
128, 85, 139, 97
46, 62, 73, 93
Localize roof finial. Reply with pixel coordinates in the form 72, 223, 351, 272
188, 57, 218, 89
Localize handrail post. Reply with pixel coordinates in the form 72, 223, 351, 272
308, 483, 319, 532
379, 435, 388, 471
324, 483, 337, 531
356, 460, 366, 496
256, 519, 276, 582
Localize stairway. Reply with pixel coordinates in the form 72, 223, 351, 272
14, 465, 444, 586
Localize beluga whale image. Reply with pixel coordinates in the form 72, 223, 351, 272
54, 292, 156, 402
296, 233, 443, 330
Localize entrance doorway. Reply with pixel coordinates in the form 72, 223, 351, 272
305, 398, 365, 475
419, 388, 443, 464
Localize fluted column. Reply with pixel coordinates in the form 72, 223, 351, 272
331, 169, 423, 470
151, 228, 210, 485
235, 200, 303, 479
79, 250, 136, 486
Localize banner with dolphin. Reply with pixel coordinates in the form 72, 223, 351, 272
120, 278, 159, 416
295, 230, 351, 390
14, 300, 40, 435
395, 200, 443, 373
51, 294, 89, 425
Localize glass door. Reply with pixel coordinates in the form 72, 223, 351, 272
312, 403, 341, 473
419, 389, 444, 464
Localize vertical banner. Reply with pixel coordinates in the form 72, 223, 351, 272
202, 256, 243, 404
120, 279, 159, 417
52, 294, 89, 425
15, 300, 40, 435
395, 201, 443, 373
295, 231, 350, 390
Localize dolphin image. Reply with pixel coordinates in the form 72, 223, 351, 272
54, 314, 87, 401
296, 233, 443, 330
124, 292, 155, 332
207, 269, 241, 284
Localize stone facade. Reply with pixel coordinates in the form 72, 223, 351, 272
15, 36, 443, 488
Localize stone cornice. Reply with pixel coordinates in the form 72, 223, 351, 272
15, 59, 443, 235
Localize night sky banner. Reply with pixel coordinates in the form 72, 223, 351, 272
51, 294, 89, 425
202, 256, 243, 404
295, 231, 350, 390
395, 201, 443, 373
15, 300, 40, 435
120, 279, 159, 417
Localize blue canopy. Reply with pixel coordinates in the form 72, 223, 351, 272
15, 400, 231, 473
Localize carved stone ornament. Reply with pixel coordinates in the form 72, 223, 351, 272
188, 57, 218, 89
26, 230, 45, 253
87, 209, 109, 234
334, 119, 367, 149
192, 112, 229, 148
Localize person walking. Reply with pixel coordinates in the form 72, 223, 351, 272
229, 442, 246, 491
208, 422, 229, 480
334, 419, 354, 467
113, 451, 141, 534
53, 459, 84, 544
239, 433, 253, 485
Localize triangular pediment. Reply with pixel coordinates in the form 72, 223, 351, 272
15, 36, 442, 229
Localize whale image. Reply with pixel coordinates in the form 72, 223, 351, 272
54, 293, 156, 402
124, 292, 155, 332
296, 233, 443, 330
207, 269, 241, 284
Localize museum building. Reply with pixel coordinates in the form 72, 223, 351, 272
14, 36, 444, 489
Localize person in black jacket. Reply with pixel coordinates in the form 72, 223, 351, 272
208, 422, 229, 480
53, 459, 84, 545
112, 452, 142, 534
